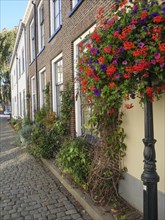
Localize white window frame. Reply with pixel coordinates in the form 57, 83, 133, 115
19, 92, 22, 117
31, 76, 36, 120
73, 25, 96, 136
51, 52, 63, 115
22, 48, 25, 74
72, 0, 81, 9
23, 89, 26, 117
18, 57, 21, 78
38, 0, 44, 52
30, 20, 35, 62
39, 67, 46, 109
50, 0, 61, 36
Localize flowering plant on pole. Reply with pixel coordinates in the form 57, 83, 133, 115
78, 0, 165, 123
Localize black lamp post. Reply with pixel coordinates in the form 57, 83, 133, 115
141, 77, 160, 220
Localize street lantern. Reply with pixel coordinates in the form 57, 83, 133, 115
141, 77, 160, 220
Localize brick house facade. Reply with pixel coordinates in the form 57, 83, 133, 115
26, 0, 114, 134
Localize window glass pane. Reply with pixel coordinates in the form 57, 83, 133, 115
55, 58, 63, 116
72, 0, 78, 8
78, 39, 92, 134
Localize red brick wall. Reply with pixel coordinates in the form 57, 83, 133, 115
26, 0, 115, 133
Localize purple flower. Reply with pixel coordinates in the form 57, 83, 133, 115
122, 61, 127, 65
151, 59, 156, 65
162, 6, 165, 14
112, 59, 117, 65
131, 8, 138, 14
143, 7, 149, 11
114, 73, 120, 79
120, 47, 124, 53
143, 26, 147, 32
100, 64, 107, 72
90, 65, 95, 70
151, 1, 158, 6
140, 19, 147, 25
87, 58, 93, 64
130, 24, 136, 30
151, 12, 159, 18
94, 88, 101, 97
116, 27, 121, 32
90, 48, 98, 55
154, 53, 160, 60
138, 42, 144, 48
160, 63, 165, 68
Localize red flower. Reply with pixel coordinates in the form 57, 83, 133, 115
125, 103, 134, 109
125, 66, 134, 73
131, 18, 138, 24
124, 41, 134, 50
98, 56, 105, 64
153, 15, 164, 23
109, 82, 116, 88
90, 31, 101, 42
90, 85, 95, 91
140, 10, 148, 20
106, 65, 116, 76
93, 75, 100, 81
123, 73, 130, 79
85, 67, 94, 76
159, 44, 165, 52
132, 49, 141, 57
103, 46, 111, 53
109, 108, 115, 115
86, 43, 92, 49
146, 87, 154, 97
119, 0, 127, 8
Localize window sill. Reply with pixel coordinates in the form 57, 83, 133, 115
48, 25, 62, 43
37, 46, 45, 57
29, 59, 35, 66
68, 0, 83, 17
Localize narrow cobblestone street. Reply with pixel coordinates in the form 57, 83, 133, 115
0, 115, 92, 220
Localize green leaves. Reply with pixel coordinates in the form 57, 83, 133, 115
56, 137, 92, 188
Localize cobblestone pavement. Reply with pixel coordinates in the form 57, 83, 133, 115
0, 115, 92, 220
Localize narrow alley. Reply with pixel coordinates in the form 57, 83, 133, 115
0, 115, 92, 220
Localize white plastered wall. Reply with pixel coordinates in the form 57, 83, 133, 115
122, 93, 165, 193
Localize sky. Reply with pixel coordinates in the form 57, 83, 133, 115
0, 0, 28, 31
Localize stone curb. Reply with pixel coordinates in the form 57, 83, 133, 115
41, 158, 114, 220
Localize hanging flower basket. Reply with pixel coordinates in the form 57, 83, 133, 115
78, 0, 165, 117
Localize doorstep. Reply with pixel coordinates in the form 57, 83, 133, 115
41, 158, 114, 220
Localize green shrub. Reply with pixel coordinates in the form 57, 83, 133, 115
29, 123, 62, 158
19, 124, 34, 145
56, 137, 92, 188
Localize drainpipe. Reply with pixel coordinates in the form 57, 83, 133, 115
32, 0, 39, 112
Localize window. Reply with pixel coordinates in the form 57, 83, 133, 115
22, 48, 25, 73
23, 90, 26, 117
50, 0, 61, 36
19, 92, 22, 117
38, 1, 44, 51
72, 0, 81, 9
18, 57, 21, 78
31, 76, 36, 120
39, 68, 46, 108
52, 53, 63, 116
73, 25, 96, 136
30, 20, 35, 62
69, 0, 83, 16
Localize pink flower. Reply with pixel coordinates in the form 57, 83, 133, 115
154, 53, 161, 59
151, 59, 156, 64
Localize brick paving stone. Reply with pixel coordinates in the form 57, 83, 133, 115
0, 117, 92, 220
